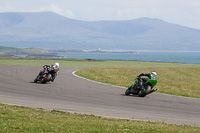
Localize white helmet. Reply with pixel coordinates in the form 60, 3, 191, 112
151, 71, 157, 76
54, 62, 59, 68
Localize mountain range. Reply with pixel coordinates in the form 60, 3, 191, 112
0, 12, 200, 51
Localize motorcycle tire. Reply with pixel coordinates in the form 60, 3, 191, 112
41, 74, 52, 84
125, 87, 131, 95
34, 76, 40, 83
34, 79, 37, 83
138, 85, 151, 97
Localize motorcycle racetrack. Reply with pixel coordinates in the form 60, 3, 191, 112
0, 65, 200, 126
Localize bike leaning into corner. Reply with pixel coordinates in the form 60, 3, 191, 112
125, 71, 157, 97
34, 62, 59, 84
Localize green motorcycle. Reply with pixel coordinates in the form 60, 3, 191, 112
125, 76, 157, 97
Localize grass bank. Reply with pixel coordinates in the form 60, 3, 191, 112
0, 57, 199, 68
0, 103, 199, 133
76, 67, 200, 98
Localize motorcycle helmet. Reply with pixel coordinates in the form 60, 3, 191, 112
54, 62, 59, 68
151, 71, 157, 76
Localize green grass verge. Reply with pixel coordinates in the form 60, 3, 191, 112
0, 57, 199, 68
0, 103, 199, 133
76, 67, 200, 98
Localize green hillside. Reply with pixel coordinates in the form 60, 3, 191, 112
0, 46, 22, 54
0, 46, 50, 56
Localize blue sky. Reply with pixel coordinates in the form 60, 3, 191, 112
0, 0, 200, 29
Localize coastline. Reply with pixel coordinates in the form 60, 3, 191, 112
1, 48, 200, 64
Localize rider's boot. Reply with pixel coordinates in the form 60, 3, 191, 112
51, 75, 56, 82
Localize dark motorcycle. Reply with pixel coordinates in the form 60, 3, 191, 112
34, 73, 52, 84
125, 77, 157, 97
34, 66, 53, 84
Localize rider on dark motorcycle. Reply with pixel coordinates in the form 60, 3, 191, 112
49, 62, 59, 82
34, 62, 59, 82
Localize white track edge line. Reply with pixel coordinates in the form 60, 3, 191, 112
72, 70, 126, 89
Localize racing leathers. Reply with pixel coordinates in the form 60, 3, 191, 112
35, 65, 59, 82
49, 65, 59, 82
137, 73, 157, 90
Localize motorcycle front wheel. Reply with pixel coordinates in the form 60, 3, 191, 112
138, 85, 151, 97
125, 87, 131, 95
41, 74, 52, 84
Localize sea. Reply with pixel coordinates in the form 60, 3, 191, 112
59, 52, 200, 64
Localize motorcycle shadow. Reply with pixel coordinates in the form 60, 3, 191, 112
29, 81, 51, 84
121, 94, 141, 97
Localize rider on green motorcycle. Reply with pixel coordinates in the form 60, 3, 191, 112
125, 71, 157, 97
137, 71, 157, 90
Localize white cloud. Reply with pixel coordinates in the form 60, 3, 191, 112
49, 4, 62, 14
65, 9, 75, 18
37, 3, 75, 18
37, 4, 61, 13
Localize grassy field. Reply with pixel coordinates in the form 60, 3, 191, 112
1, 103, 200, 133
76, 67, 200, 98
0, 57, 199, 68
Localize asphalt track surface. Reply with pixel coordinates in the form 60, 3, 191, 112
0, 65, 200, 126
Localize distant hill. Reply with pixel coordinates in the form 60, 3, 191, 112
0, 46, 51, 56
0, 12, 200, 51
